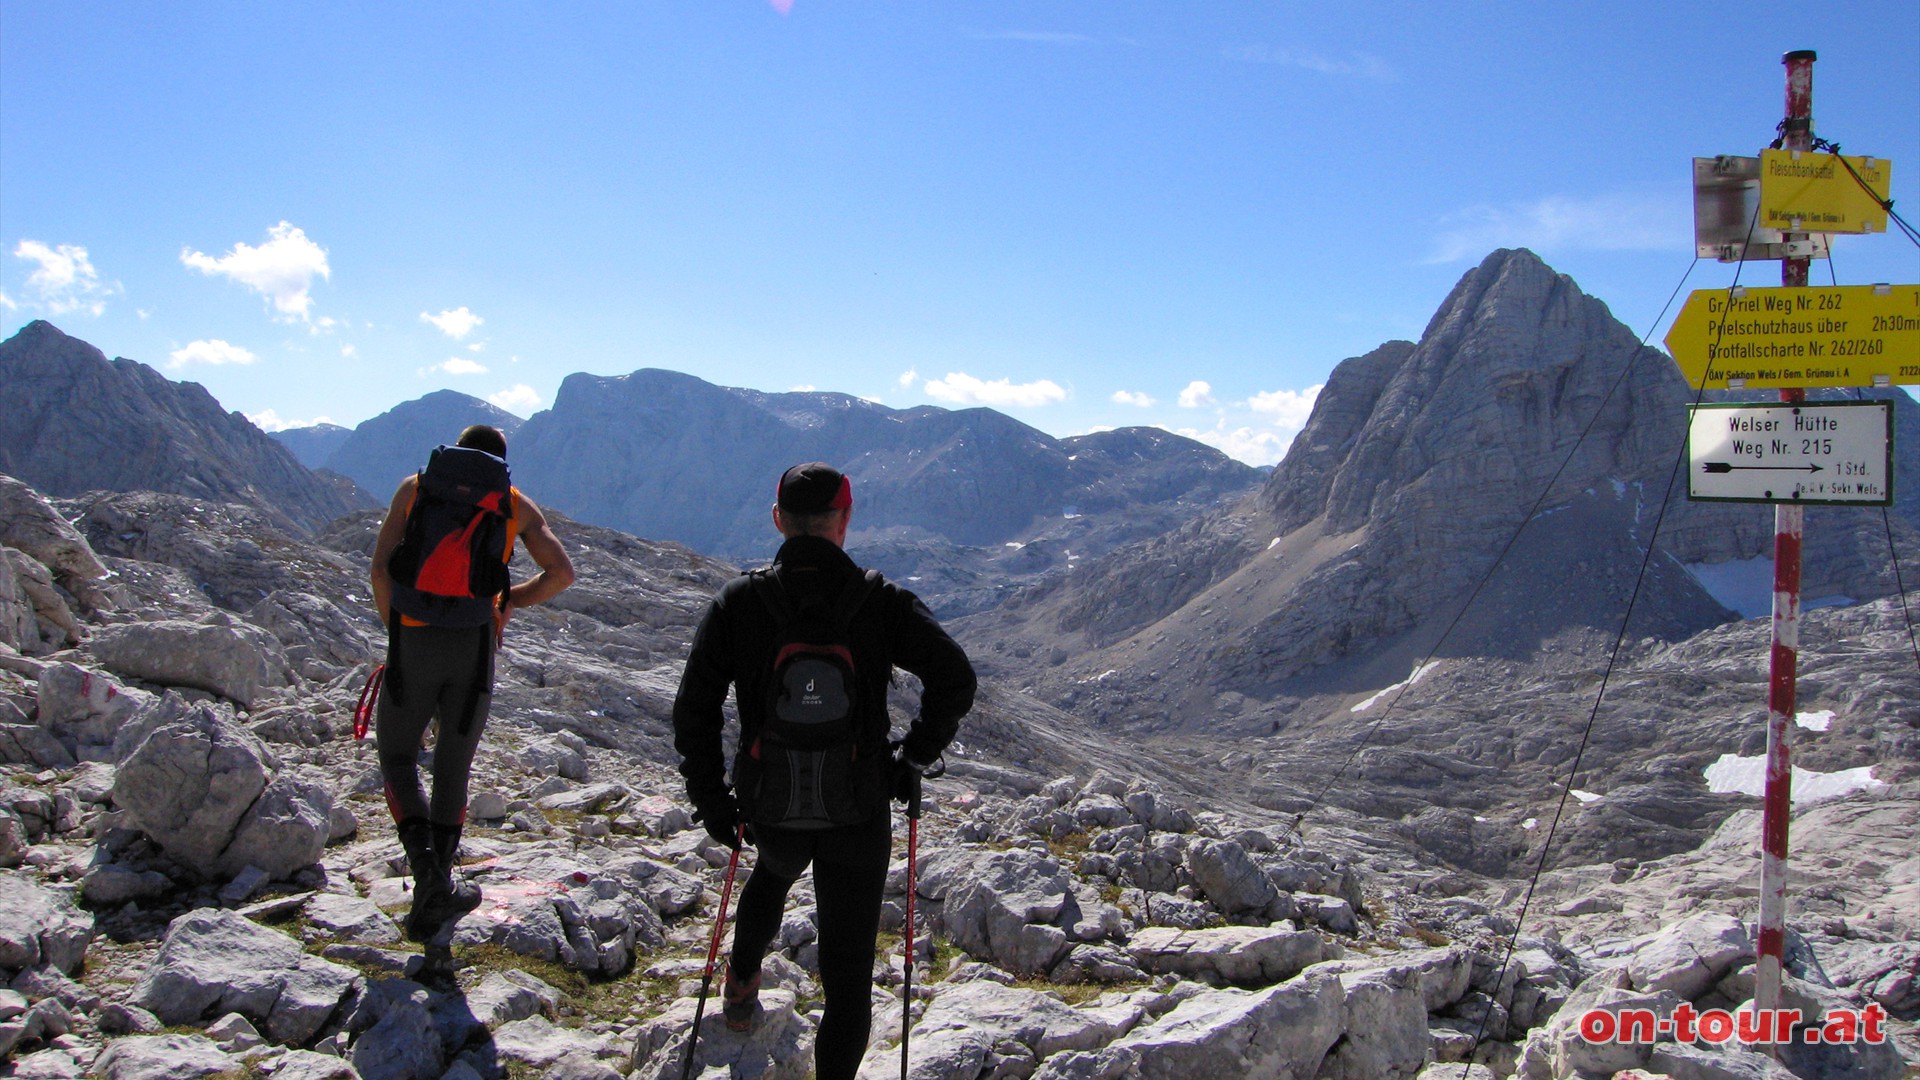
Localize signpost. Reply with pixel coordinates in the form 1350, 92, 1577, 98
1664, 283, 1920, 389
1688, 401, 1893, 505
1693, 156, 1833, 263
1758, 148, 1893, 234
1665, 47, 1907, 1058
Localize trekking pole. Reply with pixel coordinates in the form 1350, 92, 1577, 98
901, 774, 923, 1080
676, 824, 745, 1080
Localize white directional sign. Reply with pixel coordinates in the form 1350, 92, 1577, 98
1688, 401, 1892, 505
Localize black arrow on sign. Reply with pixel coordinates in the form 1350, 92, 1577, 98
1701, 462, 1825, 474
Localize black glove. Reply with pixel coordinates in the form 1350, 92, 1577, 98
891, 746, 926, 806
692, 792, 742, 849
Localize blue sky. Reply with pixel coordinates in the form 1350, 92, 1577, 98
4, 2, 1917, 465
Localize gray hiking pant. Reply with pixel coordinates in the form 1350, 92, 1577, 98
376, 621, 493, 826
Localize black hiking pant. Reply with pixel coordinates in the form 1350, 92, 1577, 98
729, 813, 891, 1080
376, 622, 494, 827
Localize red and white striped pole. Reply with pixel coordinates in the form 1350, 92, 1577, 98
1754, 47, 1816, 1041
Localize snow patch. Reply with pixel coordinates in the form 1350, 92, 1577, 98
1796, 710, 1834, 732
1572, 790, 1603, 804
1702, 754, 1885, 806
1268, 537, 1281, 550
1522, 818, 1538, 830
1351, 661, 1443, 713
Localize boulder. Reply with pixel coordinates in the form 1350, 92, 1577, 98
90, 1033, 239, 1080
0, 874, 93, 975
220, 771, 334, 879
904, 980, 1138, 1075
349, 982, 442, 1080
1319, 965, 1439, 1080
0, 553, 42, 654
2, 549, 79, 653
0, 475, 110, 591
34, 662, 151, 761
1092, 971, 1346, 1079
304, 892, 401, 945
1183, 837, 1280, 915
82, 863, 175, 905
935, 848, 1076, 976
449, 845, 662, 976
1127, 925, 1325, 987
489, 1014, 611, 1070
112, 704, 329, 879
90, 616, 290, 707
0, 724, 73, 769
133, 908, 360, 1045
628, 988, 812, 1080
1626, 912, 1753, 999
246, 590, 378, 674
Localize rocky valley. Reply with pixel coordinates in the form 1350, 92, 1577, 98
0, 249, 1915, 1080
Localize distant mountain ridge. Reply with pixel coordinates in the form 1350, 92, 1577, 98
507, 369, 1262, 558
0, 321, 368, 535
308, 389, 526, 497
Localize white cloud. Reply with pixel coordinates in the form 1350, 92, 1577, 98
1226, 45, 1393, 80
489, 384, 542, 415
247, 408, 334, 432
1244, 384, 1322, 428
168, 339, 256, 368
1169, 422, 1293, 467
341, 344, 358, 358
1151, 381, 1324, 467
1426, 193, 1687, 264
1111, 390, 1155, 407
897, 369, 918, 388
10, 240, 120, 316
791, 384, 818, 392
180, 221, 330, 323
0, 290, 13, 311
428, 357, 489, 376
1177, 380, 1215, 408
923, 371, 1068, 408
421, 306, 484, 339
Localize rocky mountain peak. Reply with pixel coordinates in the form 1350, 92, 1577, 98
0, 321, 366, 536
1263, 248, 1674, 537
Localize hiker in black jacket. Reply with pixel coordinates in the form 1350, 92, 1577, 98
672, 462, 975, 1080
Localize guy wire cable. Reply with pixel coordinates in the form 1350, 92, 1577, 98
1450, 201, 1771, 1078
1290, 253, 1700, 843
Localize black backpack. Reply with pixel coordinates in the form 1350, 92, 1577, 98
735, 568, 881, 830
386, 445, 514, 628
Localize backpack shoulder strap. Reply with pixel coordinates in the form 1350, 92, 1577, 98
828, 569, 881, 631
748, 569, 795, 626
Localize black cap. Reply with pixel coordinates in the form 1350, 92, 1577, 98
777, 462, 853, 514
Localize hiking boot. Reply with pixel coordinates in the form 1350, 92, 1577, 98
721, 964, 761, 1032
425, 822, 483, 928
398, 819, 482, 943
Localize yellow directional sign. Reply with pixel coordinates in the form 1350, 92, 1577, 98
1664, 284, 1920, 390
1758, 149, 1892, 234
